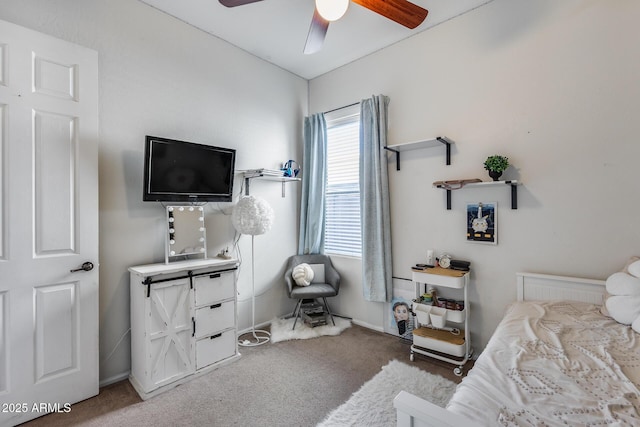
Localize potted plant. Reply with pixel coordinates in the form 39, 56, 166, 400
483, 155, 509, 181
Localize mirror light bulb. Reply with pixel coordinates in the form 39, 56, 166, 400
189, 206, 194, 211
315, 0, 349, 21
169, 217, 174, 222
170, 239, 175, 245
170, 251, 176, 256
178, 207, 184, 211
169, 228, 175, 233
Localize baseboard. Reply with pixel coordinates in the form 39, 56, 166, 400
351, 318, 384, 333
99, 371, 130, 388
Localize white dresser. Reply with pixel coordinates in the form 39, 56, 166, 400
129, 258, 240, 399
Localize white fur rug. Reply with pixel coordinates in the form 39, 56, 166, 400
270, 316, 351, 343
317, 359, 457, 426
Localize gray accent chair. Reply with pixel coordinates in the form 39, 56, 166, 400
284, 254, 341, 330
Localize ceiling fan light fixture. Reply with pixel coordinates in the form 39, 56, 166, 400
315, 0, 349, 21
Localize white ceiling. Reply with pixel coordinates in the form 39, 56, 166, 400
139, 0, 494, 80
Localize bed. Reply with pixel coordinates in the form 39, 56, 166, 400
394, 272, 640, 426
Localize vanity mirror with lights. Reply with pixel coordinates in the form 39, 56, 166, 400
165, 205, 207, 264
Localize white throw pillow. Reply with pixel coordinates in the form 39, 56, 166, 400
606, 294, 640, 325
292, 263, 314, 287
628, 260, 640, 278
606, 272, 640, 296
600, 256, 640, 319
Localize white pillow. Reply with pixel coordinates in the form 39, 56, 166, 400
601, 256, 640, 319
606, 272, 640, 296
292, 263, 314, 287
606, 295, 640, 325
628, 260, 640, 278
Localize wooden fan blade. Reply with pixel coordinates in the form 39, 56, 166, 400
303, 9, 330, 55
352, 0, 428, 29
219, 0, 263, 7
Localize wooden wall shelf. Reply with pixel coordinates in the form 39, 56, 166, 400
433, 179, 521, 210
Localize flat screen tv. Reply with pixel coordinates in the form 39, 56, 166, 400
143, 136, 236, 202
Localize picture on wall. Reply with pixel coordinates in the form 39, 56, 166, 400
466, 201, 497, 244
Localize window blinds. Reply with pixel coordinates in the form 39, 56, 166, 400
325, 110, 361, 257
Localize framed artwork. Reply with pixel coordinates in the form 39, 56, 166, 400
389, 297, 414, 340
466, 201, 497, 245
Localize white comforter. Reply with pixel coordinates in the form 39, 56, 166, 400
447, 301, 640, 426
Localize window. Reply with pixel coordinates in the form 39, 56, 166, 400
324, 105, 361, 257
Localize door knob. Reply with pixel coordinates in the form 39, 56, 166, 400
70, 261, 94, 273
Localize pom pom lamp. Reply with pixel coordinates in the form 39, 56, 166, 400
231, 195, 274, 346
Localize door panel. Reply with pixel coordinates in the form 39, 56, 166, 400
34, 282, 78, 382
33, 55, 77, 101
34, 110, 77, 255
147, 279, 194, 388
0, 19, 98, 426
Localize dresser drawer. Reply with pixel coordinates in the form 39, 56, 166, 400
195, 329, 236, 370
194, 300, 235, 339
194, 271, 235, 306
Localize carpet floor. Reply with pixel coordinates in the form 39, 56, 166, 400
21, 324, 469, 427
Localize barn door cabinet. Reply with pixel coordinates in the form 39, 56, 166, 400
129, 258, 240, 400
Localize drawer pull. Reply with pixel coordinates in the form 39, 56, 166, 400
210, 303, 222, 309
210, 273, 221, 279
210, 333, 222, 340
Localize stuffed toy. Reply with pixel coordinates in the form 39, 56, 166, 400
292, 263, 314, 287
604, 258, 640, 332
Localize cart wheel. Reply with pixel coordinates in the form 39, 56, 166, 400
453, 367, 463, 377
410, 353, 415, 362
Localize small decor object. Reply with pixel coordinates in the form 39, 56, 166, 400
483, 155, 509, 181
292, 263, 314, 286
466, 202, 497, 244
438, 254, 452, 269
281, 159, 300, 178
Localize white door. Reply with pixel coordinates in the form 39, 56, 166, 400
0, 20, 99, 426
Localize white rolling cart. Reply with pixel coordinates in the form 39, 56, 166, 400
410, 267, 473, 376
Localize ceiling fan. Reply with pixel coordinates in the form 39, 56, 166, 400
219, 0, 429, 54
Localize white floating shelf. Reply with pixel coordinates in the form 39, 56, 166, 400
384, 136, 454, 170
239, 171, 300, 198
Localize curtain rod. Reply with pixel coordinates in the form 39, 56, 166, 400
323, 101, 360, 115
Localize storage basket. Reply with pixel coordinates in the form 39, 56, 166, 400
429, 306, 447, 329
412, 302, 432, 326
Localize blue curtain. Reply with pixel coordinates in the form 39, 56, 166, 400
298, 113, 327, 255
359, 95, 392, 302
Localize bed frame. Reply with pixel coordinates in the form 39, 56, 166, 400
394, 272, 606, 427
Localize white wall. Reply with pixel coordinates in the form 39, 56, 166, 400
311, 0, 640, 352
0, 0, 307, 384
4, 0, 640, 384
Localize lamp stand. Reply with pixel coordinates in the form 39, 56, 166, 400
238, 235, 270, 347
